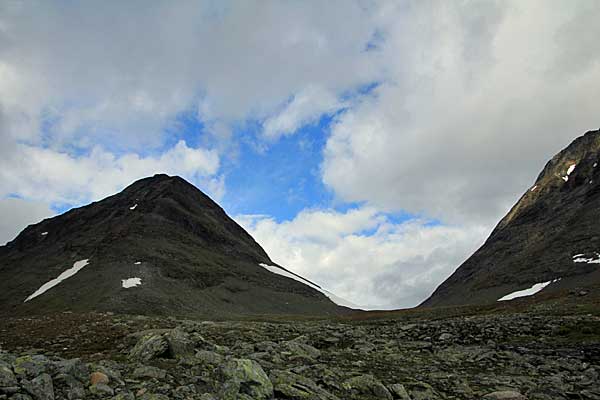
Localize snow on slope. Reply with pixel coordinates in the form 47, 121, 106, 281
122, 277, 142, 288
24, 259, 90, 302
259, 263, 361, 309
497, 278, 560, 302
573, 253, 600, 264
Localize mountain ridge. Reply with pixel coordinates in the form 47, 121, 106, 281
422, 129, 600, 307
0, 174, 347, 317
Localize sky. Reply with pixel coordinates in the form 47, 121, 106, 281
1, 0, 599, 309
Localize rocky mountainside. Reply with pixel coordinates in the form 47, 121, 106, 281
0, 174, 343, 317
423, 129, 600, 307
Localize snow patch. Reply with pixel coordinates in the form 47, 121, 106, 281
561, 164, 576, 182
41, 232, 48, 236
497, 278, 560, 302
129, 204, 138, 210
258, 263, 361, 309
122, 277, 142, 288
573, 252, 600, 264
24, 259, 90, 302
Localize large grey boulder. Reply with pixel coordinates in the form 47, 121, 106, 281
482, 391, 527, 400
270, 370, 339, 400
342, 374, 392, 400
221, 358, 273, 400
129, 334, 169, 362
22, 373, 54, 400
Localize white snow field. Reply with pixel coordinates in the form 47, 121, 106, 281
122, 277, 142, 288
561, 164, 576, 182
24, 259, 90, 302
497, 278, 560, 302
259, 263, 361, 309
573, 253, 600, 264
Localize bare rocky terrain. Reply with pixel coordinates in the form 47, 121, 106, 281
1, 289, 599, 400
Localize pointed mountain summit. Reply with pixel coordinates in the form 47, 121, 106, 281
423, 129, 600, 307
0, 174, 346, 317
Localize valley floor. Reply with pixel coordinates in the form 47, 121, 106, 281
1, 291, 600, 400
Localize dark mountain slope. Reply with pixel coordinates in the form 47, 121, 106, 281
0, 174, 343, 317
422, 129, 600, 307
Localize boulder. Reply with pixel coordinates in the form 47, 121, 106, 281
165, 327, 195, 358
132, 366, 167, 380
89, 382, 114, 396
90, 371, 109, 385
13, 356, 51, 379
221, 359, 273, 400
408, 382, 440, 400
22, 373, 54, 400
0, 362, 17, 388
388, 383, 411, 400
128, 334, 169, 362
55, 359, 89, 383
270, 369, 339, 400
343, 374, 392, 400
482, 391, 527, 400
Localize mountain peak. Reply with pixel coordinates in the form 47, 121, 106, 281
0, 175, 345, 317
422, 129, 600, 307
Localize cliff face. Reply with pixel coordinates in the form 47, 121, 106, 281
422, 129, 600, 307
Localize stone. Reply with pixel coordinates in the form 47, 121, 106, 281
55, 359, 89, 383
270, 369, 340, 400
13, 356, 51, 379
128, 334, 169, 362
90, 371, 109, 385
482, 391, 527, 400
221, 359, 273, 400
194, 350, 224, 365
165, 327, 195, 358
89, 383, 114, 397
388, 383, 411, 400
132, 366, 166, 380
22, 373, 54, 400
111, 392, 135, 400
9, 395, 33, 400
281, 341, 321, 360
408, 382, 439, 400
137, 393, 170, 400
53, 374, 85, 400
342, 374, 392, 400
0, 364, 17, 388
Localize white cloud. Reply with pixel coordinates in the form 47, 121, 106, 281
262, 86, 342, 140
0, 198, 54, 245
322, 1, 600, 226
0, 140, 220, 205
0, 1, 380, 149
237, 208, 487, 309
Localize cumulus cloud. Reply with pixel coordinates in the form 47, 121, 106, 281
0, 0, 379, 148
0, 198, 54, 245
237, 208, 488, 309
262, 86, 342, 140
322, 1, 600, 225
0, 141, 220, 205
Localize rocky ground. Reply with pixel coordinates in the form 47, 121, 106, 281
1, 293, 600, 400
